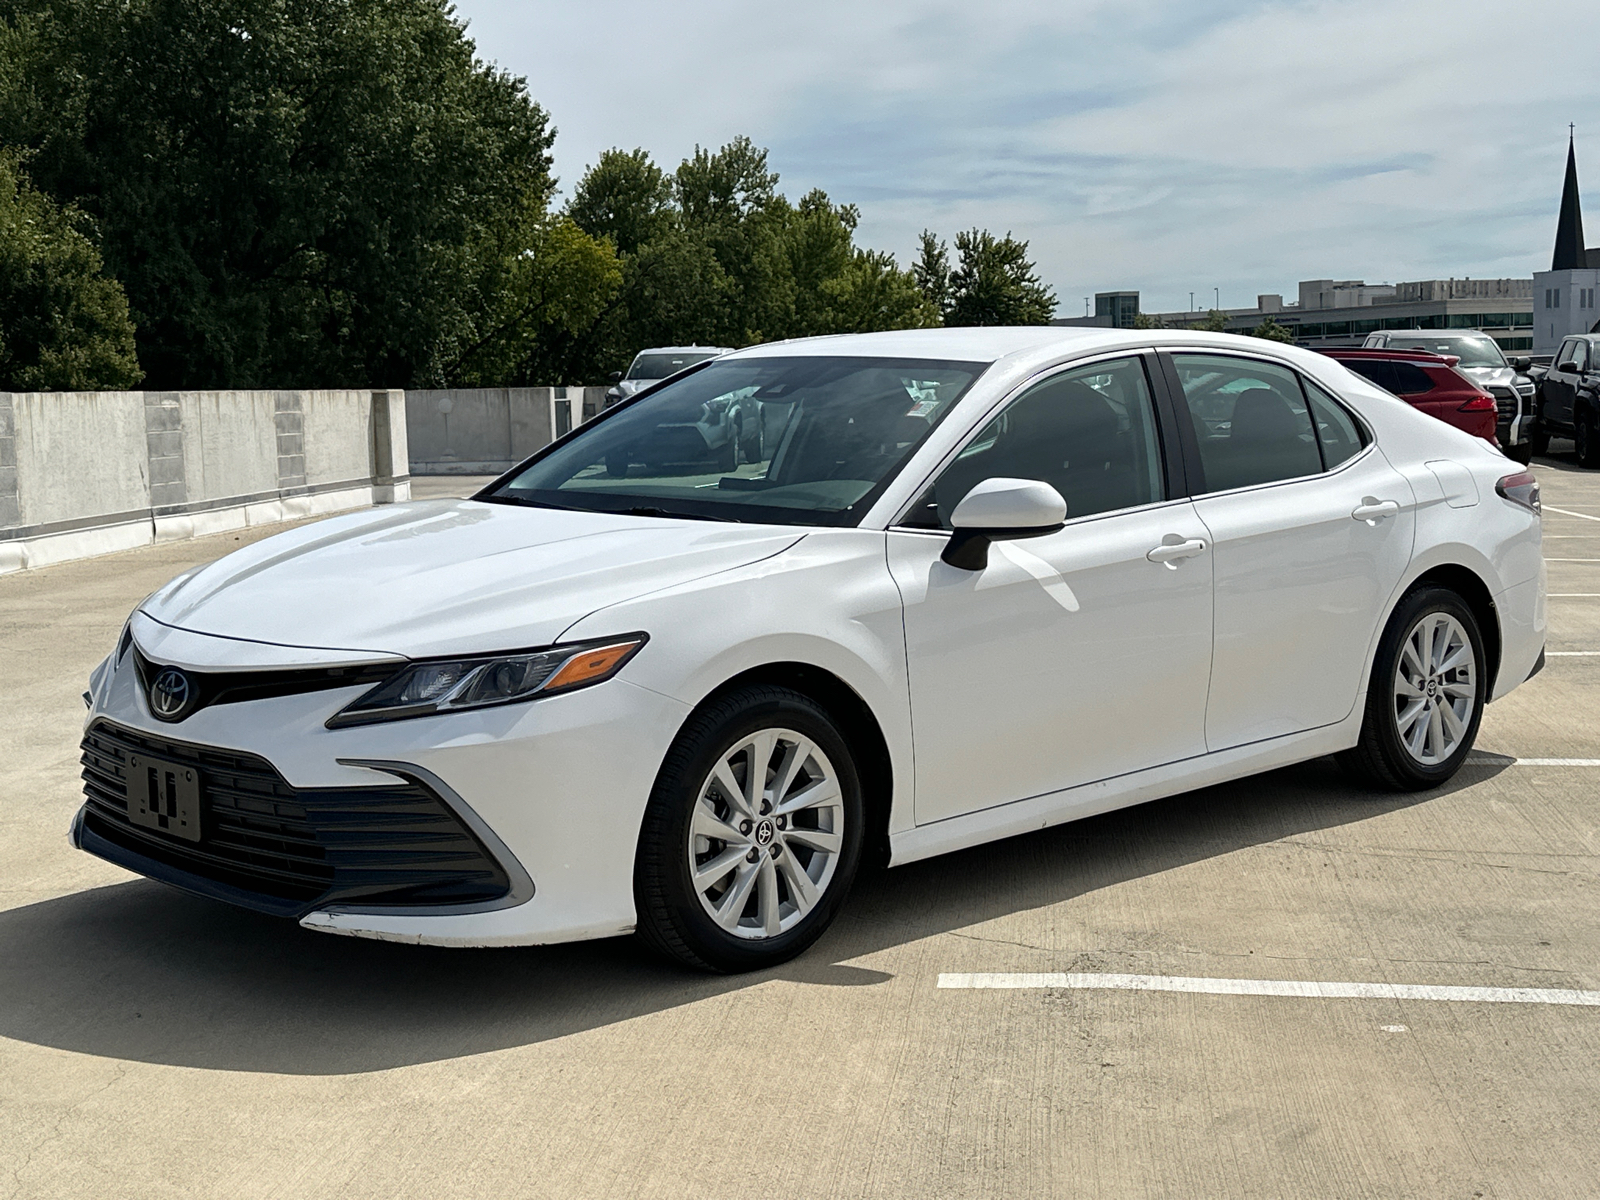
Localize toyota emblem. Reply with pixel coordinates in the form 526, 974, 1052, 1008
149, 667, 194, 721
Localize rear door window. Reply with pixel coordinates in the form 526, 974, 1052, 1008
1303, 380, 1366, 469
1342, 359, 1396, 392
1388, 362, 1436, 395
1171, 354, 1323, 493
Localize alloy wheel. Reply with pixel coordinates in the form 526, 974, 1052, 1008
1392, 612, 1476, 766
687, 727, 844, 940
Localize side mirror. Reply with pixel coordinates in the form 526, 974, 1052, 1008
1560, 361, 1580, 374
941, 478, 1067, 570
1512, 356, 1532, 372
608, 371, 624, 383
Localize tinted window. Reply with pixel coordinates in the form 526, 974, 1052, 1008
627, 351, 720, 379
1343, 359, 1396, 392
1388, 362, 1436, 394
493, 356, 983, 526
1574, 341, 1591, 371
1172, 354, 1322, 492
907, 357, 1163, 528
1304, 380, 1365, 468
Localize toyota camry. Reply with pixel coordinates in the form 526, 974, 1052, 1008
75, 328, 1546, 972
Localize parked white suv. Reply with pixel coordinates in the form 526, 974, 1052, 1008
605, 346, 731, 408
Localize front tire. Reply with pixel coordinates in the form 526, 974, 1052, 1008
1505, 440, 1533, 466
1338, 587, 1486, 791
634, 686, 864, 972
1529, 424, 1551, 457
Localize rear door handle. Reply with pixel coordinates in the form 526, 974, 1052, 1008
1147, 538, 1207, 564
1351, 499, 1401, 523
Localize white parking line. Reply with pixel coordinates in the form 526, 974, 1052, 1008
1546, 506, 1600, 522
1546, 651, 1600, 656
1545, 559, 1600, 562
1466, 755, 1600, 766
936, 973, 1600, 1006
1548, 594, 1600, 597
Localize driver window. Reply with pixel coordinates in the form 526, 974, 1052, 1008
1574, 340, 1591, 371
1171, 354, 1323, 493
907, 357, 1165, 528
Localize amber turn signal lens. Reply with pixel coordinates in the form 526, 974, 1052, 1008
544, 640, 644, 692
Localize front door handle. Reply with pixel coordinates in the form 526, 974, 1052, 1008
1351, 498, 1401, 524
1146, 538, 1207, 565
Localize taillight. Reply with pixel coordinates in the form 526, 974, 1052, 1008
1496, 471, 1541, 515
1458, 395, 1496, 412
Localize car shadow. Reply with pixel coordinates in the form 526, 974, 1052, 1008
0, 756, 1509, 1075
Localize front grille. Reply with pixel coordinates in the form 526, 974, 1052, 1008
1486, 385, 1517, 419
80, 721, 511, 916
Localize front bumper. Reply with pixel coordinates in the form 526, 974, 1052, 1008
78, 639, 692, 946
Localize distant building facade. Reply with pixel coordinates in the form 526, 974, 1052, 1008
1531, 134, 1600, 356
1055, 279, 1534, 350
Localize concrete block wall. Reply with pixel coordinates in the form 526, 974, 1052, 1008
0, 389, 410, 573
407, 386, 608, 474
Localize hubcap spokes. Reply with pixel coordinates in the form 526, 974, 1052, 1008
689, 728, 843, 940
1393, 612, 1476, 766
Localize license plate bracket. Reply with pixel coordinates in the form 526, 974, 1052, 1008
126, 753, 203, 842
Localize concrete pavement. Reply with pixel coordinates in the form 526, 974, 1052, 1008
3, 464, 1599, 1198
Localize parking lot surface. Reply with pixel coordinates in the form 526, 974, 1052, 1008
3, 462, 1598, 1199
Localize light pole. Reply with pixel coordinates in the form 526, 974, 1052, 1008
1084, 297, 1090, 316
1189, 292, 1194, 312
1214, 287, 1220, 311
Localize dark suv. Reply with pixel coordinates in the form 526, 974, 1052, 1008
1532, 333, 1600, 466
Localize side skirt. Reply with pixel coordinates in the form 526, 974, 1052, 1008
887, 713, 1363, 868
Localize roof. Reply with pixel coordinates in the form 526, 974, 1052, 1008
1322, 347, 1460, 366
633, 346, 733, 356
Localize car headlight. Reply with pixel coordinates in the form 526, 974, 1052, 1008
326, 634, 647, 728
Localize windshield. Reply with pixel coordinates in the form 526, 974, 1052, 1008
1384, 333, 1505, 368
626, 351, 721, 380
488, 356, 985, 526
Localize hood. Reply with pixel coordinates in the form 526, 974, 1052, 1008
1458, 365, 1519, 388
140, 499, 804, 659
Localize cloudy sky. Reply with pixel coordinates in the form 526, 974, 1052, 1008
453, 0, 1600, 316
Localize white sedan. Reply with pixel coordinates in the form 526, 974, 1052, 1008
76, 329, 1546, 972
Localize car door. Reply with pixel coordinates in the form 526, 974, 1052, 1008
1547, 338, 1581, 427
888, 354, 1214, 825
1164, 352, 1416, 750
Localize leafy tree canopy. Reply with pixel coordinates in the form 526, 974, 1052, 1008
0, 150, 141, 390
0, 0, 563, 388
915, 228, 1055, 326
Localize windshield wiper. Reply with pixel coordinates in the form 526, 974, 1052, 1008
618, 505, 739, 523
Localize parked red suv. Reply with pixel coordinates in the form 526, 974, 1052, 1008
1320, 348, 1500, 448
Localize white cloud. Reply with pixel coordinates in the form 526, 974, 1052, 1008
455, 0, 1600, 314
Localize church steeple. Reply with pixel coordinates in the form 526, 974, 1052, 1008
1554, 128, 1588, 271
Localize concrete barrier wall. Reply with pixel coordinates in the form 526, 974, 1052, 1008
407, 386, 608, 474
0, 389, 409, 573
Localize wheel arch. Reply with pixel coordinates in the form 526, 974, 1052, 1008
1401, 563, 1502, 697
688, 662, 895, 868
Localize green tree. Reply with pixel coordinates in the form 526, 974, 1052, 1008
940, 228, 1055, 326
1192, 309, 1230, 332
566, 148, 674, 257
818, 249, 940, 333
0, 151, 141, 390
1248, 314, 1295, 343
0, 0, 556, 389
912, 230, 951, 317
1132, 311, 1167, 329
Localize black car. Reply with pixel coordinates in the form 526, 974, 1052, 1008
1532, 333, 1600, 466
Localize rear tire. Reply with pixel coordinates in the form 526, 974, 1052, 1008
1338, 587, 1486, 791
1577, 411, 1600, 468
1504, 440, 1533, 466
634, 686, 864, 973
